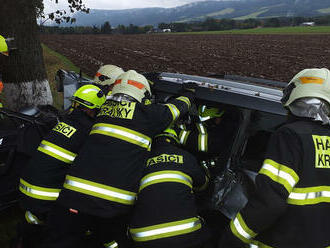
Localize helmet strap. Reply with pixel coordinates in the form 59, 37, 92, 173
281, 83, 296, 105
141, 90, 152, 105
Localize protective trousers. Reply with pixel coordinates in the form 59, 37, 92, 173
39, 205, 132, 248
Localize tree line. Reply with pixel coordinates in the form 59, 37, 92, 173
40, 15, 330, 35
39, 22, 153, 35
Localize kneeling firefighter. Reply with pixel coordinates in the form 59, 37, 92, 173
219, 68, 330, 248
129, 127, 209, 248
39, 70, 195, 248
18, 85, 105, 248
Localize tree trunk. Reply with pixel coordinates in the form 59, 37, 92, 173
0, 0, 53, 111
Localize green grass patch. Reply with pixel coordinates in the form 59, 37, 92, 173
206, 8, 235, 17
42, 44, 83, 74
318, 7, 330, 14
42, 44, 90, 109
167, 26, 330, 35
234, 9, 269, 20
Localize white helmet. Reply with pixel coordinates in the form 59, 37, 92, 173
111, 70, 151, 103
94, 64, 124, 86
282, 68, 330, 107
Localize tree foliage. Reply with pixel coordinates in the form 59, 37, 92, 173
40, 0, 90, 25
101, 21, 112, 34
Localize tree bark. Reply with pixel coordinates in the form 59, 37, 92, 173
0, 0, 53, 111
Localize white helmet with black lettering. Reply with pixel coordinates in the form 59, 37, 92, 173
282, 68, 330, 106
111, 70, 151, 103
94, 64, 124, 86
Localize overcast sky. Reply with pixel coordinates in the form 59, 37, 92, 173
43, 0, 207, 13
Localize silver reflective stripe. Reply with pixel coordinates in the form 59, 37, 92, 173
197, 123, 207, 152
180, 130, 188, 144
39, 143, 76, 162
92, 125, 150, 148
289, 190, 330, 200
200, 135, 206, 151
140, 173, 192, 187
179, 124, 185, 129
250, 244, 259, 248
198, 123, 206, 134
166, 104, 180, 120
104, 241, 118, 248
262, 163, 296, 188
25, 211, 42, 225
233, 217, 253, 240
65, 179, 135, 202
20, 183, 60, 198
133, 219, 201, 238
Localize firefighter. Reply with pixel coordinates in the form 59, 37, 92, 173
129, 127, 209, 248
178, 105, 238, 247
93, 64, 124, 97
18, 85, 105, 248
0, 34, 16, 56
178, 105, 237, 162
219, 68, 330, 248
40, 70, 195, 248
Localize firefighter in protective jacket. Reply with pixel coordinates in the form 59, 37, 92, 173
19, 85, 105, 247
40, 70, 194, 248
129, 127, 209, 248
178, 105, 236, 162
219, 68, 330, 248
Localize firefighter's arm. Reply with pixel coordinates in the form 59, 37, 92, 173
220, 127, 302, 246
165, 91, 195, 123
145, 92, 195, 133
189, 156, 209, 192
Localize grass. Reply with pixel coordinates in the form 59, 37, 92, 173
42, 43, 90, 109
168, 25, 330, 35
234, 9, 269, 20
206, 8, 235, 17
318, 7, 330, 14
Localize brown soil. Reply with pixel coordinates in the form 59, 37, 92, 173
40, 34, 330, 82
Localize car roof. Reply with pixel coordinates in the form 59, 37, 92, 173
149, 72, 288, 116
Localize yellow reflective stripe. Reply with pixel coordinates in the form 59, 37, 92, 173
165, 103, 180, 122
259, 159, 299, 193
230, 212, 257, 244
25, 211, 43, 225
287, 186, 330, 205
90, 123, 151, 151
196, 123, 208, 152
37, 140, 77, 164
129, 217, 201, 242
64, 175, 136, 205
19, 178, 61, 201
179, 130, 190, 145
104, 241, 118, 248
176, 96, 191, 108
139, 170, 193, 192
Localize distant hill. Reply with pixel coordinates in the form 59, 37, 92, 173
65, 0, 330, 27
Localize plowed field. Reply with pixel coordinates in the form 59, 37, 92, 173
40, 34, 330, 82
